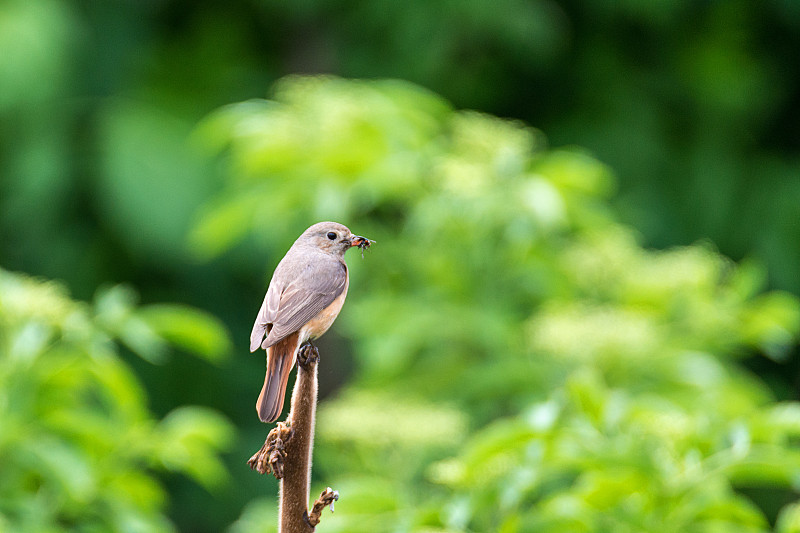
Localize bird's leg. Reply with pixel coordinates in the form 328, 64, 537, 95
248, 420, 294, 478
297, 342, 319, 368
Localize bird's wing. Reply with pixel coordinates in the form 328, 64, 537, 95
249, 277, 283, 352
251, 257, 347, 351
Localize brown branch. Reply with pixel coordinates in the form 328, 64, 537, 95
248, 421, 292, 477
306, 487, 339, 527
249, 343, 338, 532
279, 343, 318, 533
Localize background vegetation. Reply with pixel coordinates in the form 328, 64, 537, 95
1, 1, 799, 532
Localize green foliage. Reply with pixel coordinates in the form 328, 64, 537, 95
2, 1, 799, 531
197, 77, 800, 532
0, 268, 234, 532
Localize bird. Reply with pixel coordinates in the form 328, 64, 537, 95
250, 221, 370, 423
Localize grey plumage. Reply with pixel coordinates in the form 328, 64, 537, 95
250, 221, 363, 423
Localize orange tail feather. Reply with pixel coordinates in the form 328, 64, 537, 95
256, 332, 299, 423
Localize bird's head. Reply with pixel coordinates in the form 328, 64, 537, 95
300, 221, 371, 257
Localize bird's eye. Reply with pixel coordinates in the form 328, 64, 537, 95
326, 232, 337, 240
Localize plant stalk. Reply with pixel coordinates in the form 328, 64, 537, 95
279, 346, 319, 533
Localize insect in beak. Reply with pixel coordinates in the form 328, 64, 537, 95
349, 235, 374, 258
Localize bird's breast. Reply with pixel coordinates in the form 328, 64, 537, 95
299, 275, 349, 343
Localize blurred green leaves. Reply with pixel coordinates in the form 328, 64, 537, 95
94, 284, 233, 365
198, 76, 800, 532
190, 76, 452, 258
96, 100, 219, 266
0, 268, 233, 532
0, 0, 76, 111
140, 304, 233, 363
1, 0, 798, 530
432, 369, 800, 532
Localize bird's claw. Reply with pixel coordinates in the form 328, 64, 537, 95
297, 342, 320, 368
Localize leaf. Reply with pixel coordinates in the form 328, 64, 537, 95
741, 292, 800, 361
187, 193, 261, 259
721, 445, 800, 487
119, 315, 170, 365
776, 502, 800, 533
153, 406, 235, 488
93, 285, 165, 363
138, 304, 232, 363
25, 437, 96, 502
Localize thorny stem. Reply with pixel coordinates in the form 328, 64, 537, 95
248, 344, 337, 532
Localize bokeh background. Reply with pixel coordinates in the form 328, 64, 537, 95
2, 1, 800, 532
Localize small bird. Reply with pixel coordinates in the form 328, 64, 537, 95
250, 221, 370, 423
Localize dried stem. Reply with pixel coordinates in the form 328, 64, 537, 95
249, 343, 337, 532
307, 487, 339, 527
248, 421, 292, 477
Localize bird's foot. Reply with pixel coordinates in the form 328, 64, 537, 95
247, 420, 293, 478
297, 342, 320, 368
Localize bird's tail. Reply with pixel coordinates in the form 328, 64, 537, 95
256, 332, 299, 423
